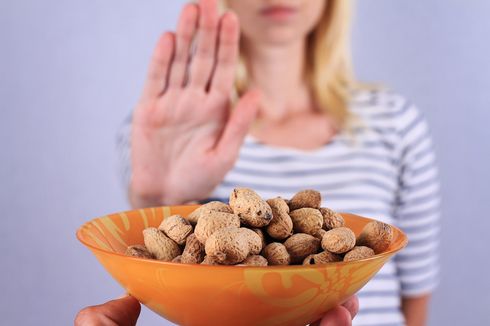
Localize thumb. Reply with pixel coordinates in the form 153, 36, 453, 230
318, 305, 352, 326
75, 295, 141, 326
216, 89, 261, 163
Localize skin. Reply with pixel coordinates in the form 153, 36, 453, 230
96, 0, 431, 324
403, 295, 431, 326
227, 0, 336, 149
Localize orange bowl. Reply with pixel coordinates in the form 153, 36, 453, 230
77, 205, 407, 326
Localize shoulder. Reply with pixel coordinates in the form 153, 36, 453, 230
349, 88, 428, 138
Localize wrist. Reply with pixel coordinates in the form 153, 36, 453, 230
129, 180, 173, 208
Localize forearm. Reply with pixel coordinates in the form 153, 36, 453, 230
402, 294, 431, 326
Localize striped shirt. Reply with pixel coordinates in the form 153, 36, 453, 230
117, 90, 440, 326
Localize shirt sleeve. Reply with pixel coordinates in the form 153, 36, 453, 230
393, 102, 441, 297
115, 113, 133, 192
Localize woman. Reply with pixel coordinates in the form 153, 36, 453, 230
78, 0, 440, 325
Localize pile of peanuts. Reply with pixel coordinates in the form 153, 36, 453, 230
125, 188, 394, 266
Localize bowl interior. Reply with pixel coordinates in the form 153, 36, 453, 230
77, 205, 406, 256
77, 206, 198, 255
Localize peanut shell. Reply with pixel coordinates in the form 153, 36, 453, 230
187, 201, 233, 225
321, 227, 356, 254
284, 233, 321, 264
266, 197, 293, 240
263, 243, 291, 265
125, 245, 154, 259
344, 246, 375, 262
158, 215, 193, 245
356, 221, 393, 254
289, 190, 322, 210
201, 255, 219, 265
242, 255, 268, 266
172, 255, 182, 263
252, 228, 267, 251
194, 211, 240, 244
143, 227, 181, 261
229, 188, 273, 227
181, 233, 205, 264
289, 208, 323, 235
302, 250, 342, 265
240, 227, 263, 255
205, 227, 251, 265
320, 208, 345, 230
313, 229, 328, 241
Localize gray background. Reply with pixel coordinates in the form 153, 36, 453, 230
1, 0, 489, 325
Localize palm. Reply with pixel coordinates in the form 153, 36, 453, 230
130, 0, 259, 206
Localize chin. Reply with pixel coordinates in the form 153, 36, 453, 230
253, 27, 305, 46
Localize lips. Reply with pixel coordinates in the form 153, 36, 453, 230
260, 5, 298, 20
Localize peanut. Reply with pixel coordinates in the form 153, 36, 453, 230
289, 208, 323, 235
229, 188, 273, 227
201, 255, 219, 265
357, 221, 393, 254
242, 255, 268, 266
181, 233, 205, 264
289, 190, 322, 210
240, 228, 263, 255
125, 245, 154, 259
266, 197, 293, 240
321, 227, 356, 254
284, 233, 321, 264
187, 201, 233, 225
313, 228, 328, 241
194, 211, 240, 244
143, 227, 181, 261
303, 250, 342, 265
319, 208, 344, 230
263, 243, 291, 266
344, 246, 375, 262
159, 215, 192, 245
172, 255, 182, 263
205, 227, 251, 265
252, 228, 267, 251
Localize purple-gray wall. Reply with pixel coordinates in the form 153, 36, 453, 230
1, 1, 488, 325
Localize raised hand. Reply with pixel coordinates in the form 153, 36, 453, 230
130, 0, 260, 207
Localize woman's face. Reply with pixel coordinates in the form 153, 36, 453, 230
226, 0, 327, 46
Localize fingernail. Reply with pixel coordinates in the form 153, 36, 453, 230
117, 293, 130, 299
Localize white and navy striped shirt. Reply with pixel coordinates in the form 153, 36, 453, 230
117, 90, 440, 326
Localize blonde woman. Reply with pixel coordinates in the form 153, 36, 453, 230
77, 0, 440, 325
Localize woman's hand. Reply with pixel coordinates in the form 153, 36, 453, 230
75, 295, 358, 326
130, 0, 260, 208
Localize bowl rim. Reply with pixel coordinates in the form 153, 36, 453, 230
76, 206, 408, 270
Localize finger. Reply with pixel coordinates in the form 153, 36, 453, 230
215, 90, 260, 164
341, 296, 359, 319
318, 305, 352, 326
142, 32, 175, 99
188, 0, 219, 89
75, 295, 141, 326
210, 11, 240, 95
167, 3, 198, 88
311, 296, 358, 326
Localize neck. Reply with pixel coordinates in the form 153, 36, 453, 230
243, 39, 313, 121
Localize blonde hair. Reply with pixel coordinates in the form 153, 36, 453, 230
222, 0, 357, 129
